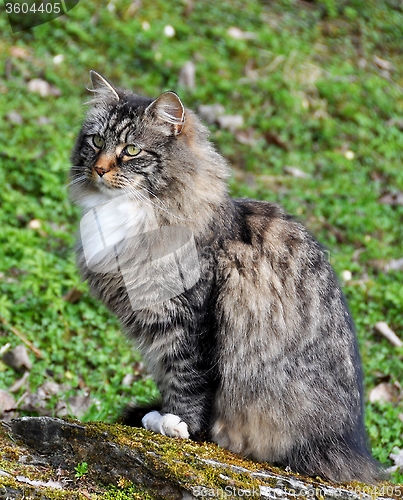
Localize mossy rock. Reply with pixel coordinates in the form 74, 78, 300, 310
0, 417, 397, 499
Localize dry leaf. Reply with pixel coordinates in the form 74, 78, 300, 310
369, 257, 403, 272
264, 131, 288, 150
386, 118, 403, 130
384, 257, 403, 272
2, 345, 32, 372
217, 115, 244, 132
369, 382, 400, 404
37, 116, 52, 126
9, 46, 30, 59
178, 61, 196, 91
378, 191, 403, 206
235, 128, 258, 146
373, 55, 394, 72
283, 166, 310, 179
62, 287, 83, 304
41, 381, 64, 396
375, 321, 402, 348
6, 111, 23, 125
27, 78, 61, 97
56, 395, 91, 419
197, 103, 225, 124
227, 26, 256, 40
389, 447, 403, 471
0, 390, 16, 422
20, 391, 51, 415
9, 371, 30, 393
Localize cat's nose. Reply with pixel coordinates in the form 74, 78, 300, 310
94, 166, 110, 177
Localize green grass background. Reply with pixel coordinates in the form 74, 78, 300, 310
0, 0, 402, 482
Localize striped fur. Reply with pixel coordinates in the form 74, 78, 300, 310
70, 72, 382, 483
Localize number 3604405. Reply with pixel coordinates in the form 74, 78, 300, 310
5, 3, 62, 14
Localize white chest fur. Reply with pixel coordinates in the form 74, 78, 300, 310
79, 193, 157, 273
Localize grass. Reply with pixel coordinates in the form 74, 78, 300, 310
0, 0, 402, 483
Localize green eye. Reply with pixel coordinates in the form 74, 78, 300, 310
124, 145, 141, 156
92, 134, 105, 148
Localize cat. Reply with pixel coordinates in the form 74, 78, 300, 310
70, 70, 382, 483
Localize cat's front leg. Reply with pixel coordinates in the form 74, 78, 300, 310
140, 330, 214, 440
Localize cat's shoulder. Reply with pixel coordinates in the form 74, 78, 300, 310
233, 198, 302, 233
231, 198, 319, 254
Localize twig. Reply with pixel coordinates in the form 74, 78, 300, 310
0, 317, 43, 358
0, 342, 11, 356
375, 321, 403, 348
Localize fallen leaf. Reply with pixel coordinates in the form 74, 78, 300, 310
20, 391, 51, 416
15, 476, 63, 490
375, 321, 403, 347
27, 78, 61, 97
2, 345, 32, 372
369, 257, 403, 273
386, 118, 403, 130
41, 381, 64, 396
373, 55, 394, 72
264, 131, 288, 150
227, 26, 256, 40
37, 116, 52, 126
6, 111, 23, 125
178, 61, 196, 91
389, 447, 403, 471
62, 287, 83, 304
283, 166, 310, 179
235, 128, 258, 146
9, 46, 30, 59
378, 191, 403, 206
56, 395, 91, 419
0, 390, 16, 422
217, 114, 244, 132
9, 371, 30, 393
197, 103, 225, 124
369, 382, 400, 404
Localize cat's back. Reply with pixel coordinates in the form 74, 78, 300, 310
223, 197, 326, 275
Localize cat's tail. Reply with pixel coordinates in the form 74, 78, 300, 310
119, 401, 162, 428
286, 430, 385, 484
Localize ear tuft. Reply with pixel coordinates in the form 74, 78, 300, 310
88, 70, 120, 103
145, 91, 185, 135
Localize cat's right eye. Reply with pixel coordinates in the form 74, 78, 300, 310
92, 134, 105, 149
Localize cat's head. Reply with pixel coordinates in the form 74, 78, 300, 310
70, 71, 228, 213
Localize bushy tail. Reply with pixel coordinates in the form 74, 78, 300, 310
119, 401, 162, 428
286, 431, 385, 484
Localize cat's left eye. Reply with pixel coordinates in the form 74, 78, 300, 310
92, 134, 105, 148
124, 145, 142, 157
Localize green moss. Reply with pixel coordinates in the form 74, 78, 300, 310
1, 419, 399, 499
103, 483, 160, 500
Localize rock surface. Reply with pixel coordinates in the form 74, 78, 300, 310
0, 417, 397, 499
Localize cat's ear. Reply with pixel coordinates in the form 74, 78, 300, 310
145, 91, 185, 135
89, 70, 120, 102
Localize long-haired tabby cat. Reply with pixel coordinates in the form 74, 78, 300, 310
70, 71, 381, 483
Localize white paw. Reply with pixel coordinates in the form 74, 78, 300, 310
142, 411, 189, 439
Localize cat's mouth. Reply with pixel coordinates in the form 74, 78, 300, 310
93, 175, 120, 195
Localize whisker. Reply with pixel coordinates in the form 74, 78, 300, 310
125, 184, 188, 221
68, 175, 88, 187
123, 182, 189, 222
